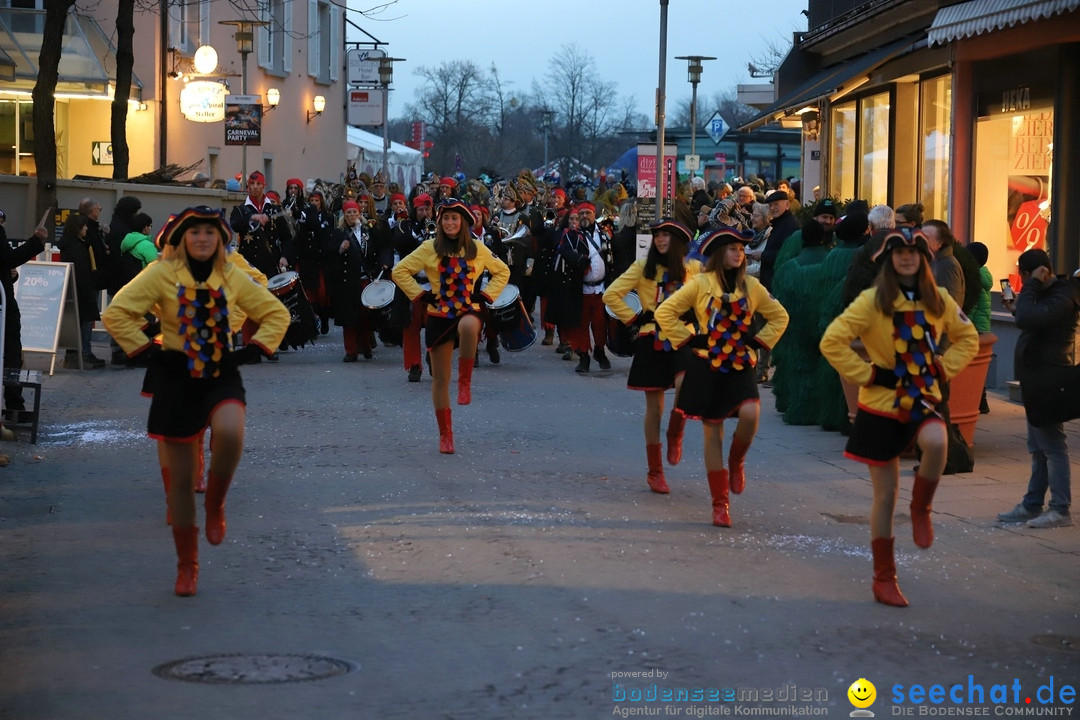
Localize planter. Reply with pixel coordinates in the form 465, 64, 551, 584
948, 332, 997, 446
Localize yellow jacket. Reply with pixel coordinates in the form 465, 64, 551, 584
392, 239, 510, 318
103, 258, 289, 359
819, 286, 979, 416
654, 272, 788, 367
603, 258, 702, 346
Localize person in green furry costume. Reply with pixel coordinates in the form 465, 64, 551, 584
814, 210, 872, 432
770, 219, 833, 424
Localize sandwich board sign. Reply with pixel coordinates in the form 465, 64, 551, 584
14, 261, 82, 374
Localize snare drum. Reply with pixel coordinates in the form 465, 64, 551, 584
605, 291, 641, 358
361, 279, 398, 336
488, 284, 536, 351
268, 271, 319, 348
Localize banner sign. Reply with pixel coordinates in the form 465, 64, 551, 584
225, 95, 262, 146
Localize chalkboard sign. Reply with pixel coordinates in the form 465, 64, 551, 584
13, 261, 80, 356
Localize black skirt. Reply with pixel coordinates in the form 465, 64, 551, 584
627, 336, 688, 392
425, 310, 481, 349
844, 407, 944, 466
676, 353, 759, 422
145, 351, 246, 442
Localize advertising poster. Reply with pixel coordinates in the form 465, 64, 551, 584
225, 94, 262, 147
1006, 111, 1052, 253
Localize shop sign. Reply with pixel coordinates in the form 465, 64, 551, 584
179, 81, 227, 123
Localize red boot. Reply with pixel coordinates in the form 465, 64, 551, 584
457, 357, 475, 405
871, 537, 909, 607
436, 407, 454, 454
646, 443, 669, 494
204, 470, 233, 546
161, 466, 172, 526
728, 435, 751, 494
707, 470, 731, 527
910, 474, 938, 549
194, 434, 207, 493
665, 410, 686, 466
172, 526, 199, 597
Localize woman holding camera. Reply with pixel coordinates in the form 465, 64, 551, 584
392, 200, 510, 453
820, 228, 978, 607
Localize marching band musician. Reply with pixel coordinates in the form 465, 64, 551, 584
283, 178, 306, 221
297, 189, 336, 335
229, 171, 286, 279
603, 219, 701, 495
102, 206, 290, 597
387, 192, 410, 230
328, 196, 393, 362
392, 200, 510, 454
495, 183, 532, 307
470, 203, 504, 365
653, 228, 789, 528
392, 193, 436, 382
370, 171, 390, 217
572, 202, 613, 372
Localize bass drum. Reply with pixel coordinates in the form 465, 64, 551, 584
487, 283, 536, 352
604, 290, 641, 358
268, 271, 318, 348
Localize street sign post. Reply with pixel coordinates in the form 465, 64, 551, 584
705, 112, 728, 144
346, 48, 386, 85
684, 154, 700, 171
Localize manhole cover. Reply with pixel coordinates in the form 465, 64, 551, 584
152, 653, 354, 684
1031, 634, 1080, 653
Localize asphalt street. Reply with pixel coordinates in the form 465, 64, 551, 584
1, 329, 1077, 719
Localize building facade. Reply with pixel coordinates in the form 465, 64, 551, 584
0, 0, 350, 192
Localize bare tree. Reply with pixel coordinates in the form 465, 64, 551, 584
33, 0, 77, 220
111, 0, 136, 180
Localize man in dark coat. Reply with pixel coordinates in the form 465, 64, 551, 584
756, 189, 800, 290
997, 249, 1080, 530
1, 212, 48, 410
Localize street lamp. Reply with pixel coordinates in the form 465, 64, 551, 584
378, 57, 405, 185
538, 108, 555, 172
220, 18, 269, 179
675, 55, 715, 178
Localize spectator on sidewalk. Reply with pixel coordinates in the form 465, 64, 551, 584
997, 249, 1080, 530
1, 209, 49, 416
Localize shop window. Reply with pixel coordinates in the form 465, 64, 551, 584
858, 91, 890, 206
920, 75, 951, 223
973, 108, 1054, 290
829, 102, 855, 202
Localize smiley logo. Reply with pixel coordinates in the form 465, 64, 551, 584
848, 678, 877, 709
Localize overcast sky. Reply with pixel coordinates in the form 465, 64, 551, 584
347, 0, 808, 122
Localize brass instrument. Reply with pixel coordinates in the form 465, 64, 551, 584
543, 209, 558, 229
424, 220, 437, 238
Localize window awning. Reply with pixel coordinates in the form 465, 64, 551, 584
0, 9, 142, 98
739, 36, 921, 131
928, 0, 1080, 45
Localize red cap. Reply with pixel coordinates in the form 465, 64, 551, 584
390, 193, 407, 204
248, 171, 265, 183
286, 178, 303, 189
413, 193, 433, 207
575, 201, 596, 213
342, 200, 361, 213
552, 188, 567, 199
266, 191, 281, 203
439, 177, 457, 188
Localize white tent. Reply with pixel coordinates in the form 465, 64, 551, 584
345, 127, 424, 192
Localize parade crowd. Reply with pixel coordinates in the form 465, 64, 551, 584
2, 165, 1075, 607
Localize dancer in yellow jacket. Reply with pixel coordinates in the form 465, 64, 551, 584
654, 227, 788, 527
603, 218, 701, 494
820, 227, 978, 607
103, 207, 289, 597
392, 200, 510, 453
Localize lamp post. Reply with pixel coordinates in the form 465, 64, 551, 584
378, 57, 404, 184
656, 0, 669, 218
538, 108, 555, 171
220, 19, 269, 180
674, 55, 714, 178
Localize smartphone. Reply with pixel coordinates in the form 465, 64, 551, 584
1000, 279, 1015, 301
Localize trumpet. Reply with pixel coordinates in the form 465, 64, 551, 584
543, 209, 558, 229
424, 220, 437, 238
